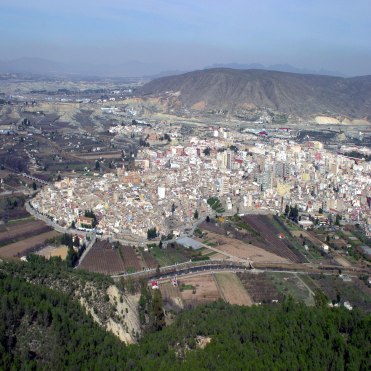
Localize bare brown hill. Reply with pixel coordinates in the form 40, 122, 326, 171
139, 68, 371, 120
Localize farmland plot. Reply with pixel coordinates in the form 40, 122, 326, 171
266, 272, 314, 306
79, 250, 108, 274
243, 215, 306, 263
178, 274, 221, 307
0, 230, 60, 258
121, 245, 142, 272
160, 282, 183, 308
237, 272, 283, 304
79, 240, 125, 275
142, 251, 158, 269
105, 250, 125, 275
199, 232, 289, 263
215, 273, 253, 306
317, 275, 371, 313
0, 219, 53, 247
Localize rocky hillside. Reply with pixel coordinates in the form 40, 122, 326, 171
139, 68, 371, 120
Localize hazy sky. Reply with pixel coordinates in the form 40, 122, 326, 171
1, 0, 370, 76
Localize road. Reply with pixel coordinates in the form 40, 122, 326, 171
148, 268, 360, 285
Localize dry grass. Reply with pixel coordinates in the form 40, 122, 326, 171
204, 232, 289, 263
215, 273, 253, 306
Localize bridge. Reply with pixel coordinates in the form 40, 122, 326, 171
22, 173, 49, 185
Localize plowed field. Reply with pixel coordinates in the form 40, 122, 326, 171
215, 273, 253, 306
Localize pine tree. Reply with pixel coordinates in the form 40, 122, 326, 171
151, 289, 165, 331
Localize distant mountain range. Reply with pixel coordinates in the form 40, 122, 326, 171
0, 58, 349, 78
204, 63, 346, 78
139, 68, 371, 119
0, 58, 174, 78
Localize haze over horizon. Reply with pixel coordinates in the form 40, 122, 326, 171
1, 0, 370, 77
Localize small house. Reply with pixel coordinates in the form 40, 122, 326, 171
151, 282, 159, 290
278, 233, 285, 239
322, 244, 329, 252
344, 301, 353, 310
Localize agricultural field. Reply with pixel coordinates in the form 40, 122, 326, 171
79, 249, 107, 274
315, 275, 371, 313
159, 281, 183, 309
215, 273, 253, 306
199, 219, 271, 250
0, 230, 60, 258
149, 245, 189, 267
142, 251, 158, 269
197, 231, 289, 263
120, 245, 142, 272
237, 272, 284, 304
243, 215, 306, 263
178, 274, 222, 307
266, 272, 314, 306
0, 218, 53, 247
79, 240, 125, 275
0, 194, 31, 221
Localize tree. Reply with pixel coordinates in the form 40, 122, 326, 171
319, 208, 323, 214
159, 241, 163, 249
147, 227, 157, 239
335, 214, 341, 226
285, 204, 290, 215
206, 215, 210, 223
151, 289, 165, 331
203, 147, 211, 156
95, 161, 100, 170
71, 220, 75, 229
73, 237, 80, 248
32, 181, 37, 190
66, 243, 77, 268
194, 210, 199, 219
314, 289, 329, 307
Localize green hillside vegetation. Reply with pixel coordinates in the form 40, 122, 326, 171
207, 197, 225, 213
1, 259, 371, 370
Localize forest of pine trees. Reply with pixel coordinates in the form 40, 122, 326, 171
1, 259, 371, 370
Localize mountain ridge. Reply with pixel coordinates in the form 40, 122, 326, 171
139, 68, 371, 120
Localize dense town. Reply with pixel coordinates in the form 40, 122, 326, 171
30, 120, 371, 241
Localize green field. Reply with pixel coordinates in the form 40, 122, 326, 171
316, 275, 371, 311
150, 246, 188, 267
266, 272, 314, 306
203, 251, 218, 257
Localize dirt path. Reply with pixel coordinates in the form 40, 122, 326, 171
295, 273, 315, 296
333, 254, 352, 267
